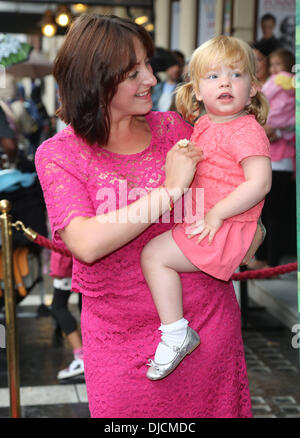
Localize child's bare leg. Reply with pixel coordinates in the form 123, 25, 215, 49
141, 230, 199, 325
141, 230, 200, 375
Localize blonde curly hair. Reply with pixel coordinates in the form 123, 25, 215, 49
175, 35, 269, 125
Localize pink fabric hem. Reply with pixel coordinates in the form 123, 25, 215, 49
172, 220, 257, 281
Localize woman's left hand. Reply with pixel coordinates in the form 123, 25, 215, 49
185, 209, 223, 245
240, 222, 264, 265
264, 125, 279, 143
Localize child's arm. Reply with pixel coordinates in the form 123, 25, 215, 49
186, 155, 272, 244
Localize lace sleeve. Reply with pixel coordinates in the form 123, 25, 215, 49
35, 140, 94, 244
229, 119, 270, 164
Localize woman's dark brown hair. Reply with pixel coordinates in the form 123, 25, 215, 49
53, 14, 154, 145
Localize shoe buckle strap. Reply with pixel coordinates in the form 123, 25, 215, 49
160, 340, 180, 353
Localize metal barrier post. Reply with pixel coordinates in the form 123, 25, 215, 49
0, 200, 21, 418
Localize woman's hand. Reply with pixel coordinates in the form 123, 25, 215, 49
164, 141, 203, 198
264, 125, 279, 143
185, 208, 223, 245
240, 221, 265, 266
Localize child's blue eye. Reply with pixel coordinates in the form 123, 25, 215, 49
232, 72, 242, 78
208, 74, 218, 79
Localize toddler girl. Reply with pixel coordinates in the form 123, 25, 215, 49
141, 36, 272, 380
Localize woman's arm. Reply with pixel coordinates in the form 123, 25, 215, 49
60, 141, 202, 264
60, 187, 175, 263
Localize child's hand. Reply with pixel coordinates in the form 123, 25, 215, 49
185, 209, 223, 244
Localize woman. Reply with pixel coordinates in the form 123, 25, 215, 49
35, 14, 261, 418
251, 43, 270, 87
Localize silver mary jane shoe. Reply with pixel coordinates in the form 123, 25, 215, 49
146, 327, 200, 381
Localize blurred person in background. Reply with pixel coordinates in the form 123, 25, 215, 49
0, 74, 47, 251
0, 74, 34, 162
0, 106, 18, 165
50, 251, 84, 381
279, 16, 295, 53
251, 43, 270, 87
256, 13, 282, 57
248, 48, 296, 270
152, 49, 185, 112
28, 80, 52, 155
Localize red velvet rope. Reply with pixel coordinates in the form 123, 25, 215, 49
35, 233, 72, 258
231, 262, 297, 280
33, 233, 297, 280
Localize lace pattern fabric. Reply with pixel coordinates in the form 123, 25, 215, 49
189, 114, 270, 222
172, 114, 271, 281
35, 111, 252, 418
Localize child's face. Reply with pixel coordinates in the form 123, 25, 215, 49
195, 63, 257, 122
269, 55, 286, 75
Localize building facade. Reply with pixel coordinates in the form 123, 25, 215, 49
1, 0, 294, 115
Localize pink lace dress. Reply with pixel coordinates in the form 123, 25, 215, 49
173, 114, 270, 281
35, 111, 252, 418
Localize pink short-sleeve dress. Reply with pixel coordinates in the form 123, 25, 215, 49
173, 114, 271, 281
35, 111, 253, 418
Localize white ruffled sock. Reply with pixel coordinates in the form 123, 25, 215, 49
154, 318, 189, 364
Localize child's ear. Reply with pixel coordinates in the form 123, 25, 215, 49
250, 82, 258, 98
247, 82, 258, 105
195, 89, 203, 102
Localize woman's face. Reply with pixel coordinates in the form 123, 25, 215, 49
109, 38, 157, 121
253, 49, 268, 83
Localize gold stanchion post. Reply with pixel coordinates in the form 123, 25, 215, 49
0, 200, 21, 418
